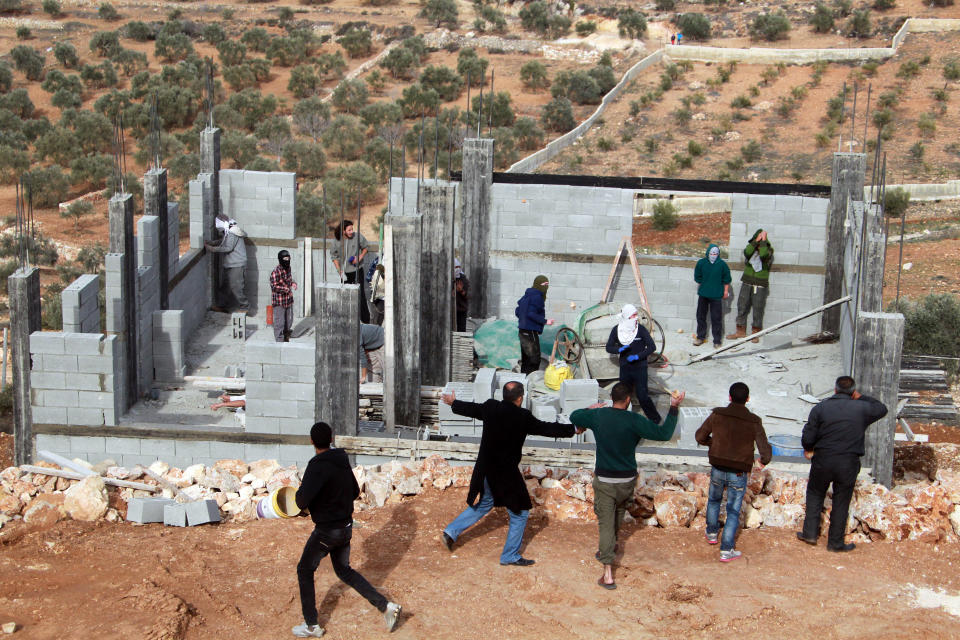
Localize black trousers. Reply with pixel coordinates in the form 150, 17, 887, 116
344, 271, 370, 324
620, 364, 661, 424
801, 455, 860, 548
297, 525, 387, 626
456, 309, 467, 333
695, 296, 724, 344
518, 329, 541, 374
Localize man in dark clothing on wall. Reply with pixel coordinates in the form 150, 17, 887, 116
728, 229, 774, 342
695, 382, 772, 563
440, 381, 575, 566
570, 382, 685, 589
515, 275, 553, 374
797, 376, 888, 552
293, 422, 401, 637
605, 303, 661, 424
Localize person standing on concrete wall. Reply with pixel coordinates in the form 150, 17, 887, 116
605, 303, 661, 423
693, 244, 731, 348
270, 250, 297, 342
728, 229, 774, 342
515, 275, 553, 374
205, 219, 248, 313
440, 382, 575, 566
359, 322, 385, 383
695, 382, 771, 563
797, 376, 887, 552
331, 220, 370, 324
570, 383, 685, 589
293, 421, 401, 637
454, 259, 469, 333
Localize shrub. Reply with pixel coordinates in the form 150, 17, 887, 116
894, 294, 960, 377
513, 117, 544, 150
687, 140, 705, 156
944, 58, 960, 81
673, 107, 691, 126
551, 70, 601, 104
651, 200, 679, 230
750, 11, 791, 42
656, 0, 676, 9
0, 0, 23, 12
933, 85, 949, 102
420, 0, 459, 28
89, 30, 121, 58
338, 28, 373, 58
324, 161, 378, 206
98, 2, 119, 20
730, 95, 752, 109
457, 48, 488, 86
61, 200, 93, 231
221, 130, 259, 168
419, 65, 464, 101
917, 112, 936, 137
676, 13, 711, 40
834, 0, 854, 16
873, 0, 895, 9
16, 26, 30, 40
576, 21, 597, 36
11, 45, 45, 80
241, 27, 270, 52
322, 114, 365, 160
380, 46, 418, 79
519, 1, 549, 33
740, 140, 762, 162
293, 96, 332, 141
125, 20, 154, 42
896, 60, 920, 79
541, 97, 575, 132
618, 8, 647, 39
883, 186, 910, 217
24, 165, 70, 207
520, 60, 549, 91
547, 14, 571, 38
472, 91, 516, 127
42, 0, 61, 16
909, 141, 924, 162
872, 108, 893, 128
202, 23, 226, 45
331, 78, 369, 114
810, 3, 834, 33
282, 140, 326, 178
846, 9, 871, 38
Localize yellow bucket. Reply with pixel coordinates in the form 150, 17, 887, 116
256, 486, 301, 519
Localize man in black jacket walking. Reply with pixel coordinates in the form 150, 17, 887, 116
292, 422, 401, 638
797, 376, 888, 552
440, 381, 576, 566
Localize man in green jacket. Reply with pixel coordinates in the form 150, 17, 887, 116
570, 382, 686, 589
693, 243, 732, 348
728, 229, 774, 342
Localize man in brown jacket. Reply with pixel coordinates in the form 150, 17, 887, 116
695, 382, 772, 562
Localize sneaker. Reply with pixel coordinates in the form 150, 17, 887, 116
713, 342, 722, 349
501, 557, 535, 567
719, 549, 742, 562
441, 531, 454, 552
705, 532, 718, 545
692, 337, 705, 346
383, 602, 402, 632
292, 623, 325, 638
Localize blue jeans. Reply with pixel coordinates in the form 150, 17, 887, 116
705, 467, 747, 551
444, 478, 530, 564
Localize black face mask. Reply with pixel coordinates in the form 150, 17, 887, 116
281, 258, 291, 272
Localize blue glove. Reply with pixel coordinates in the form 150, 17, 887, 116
618, 345, 629, 353
348, 256, 356, 265
626, 354, 639, 363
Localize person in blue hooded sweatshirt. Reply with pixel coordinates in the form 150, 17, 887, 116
693, 244, 732, 348
515, 275, 553, 374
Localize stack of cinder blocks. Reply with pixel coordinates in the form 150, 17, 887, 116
136, 215, 162, 397
560, 379, 599, 415
245, 340, 316, 434
29, 332, 121, 426
677, 407, 711, 449
219, 170, 296, 239
439, 382, 476, 436
473, 368, 496, 403
61, 274, 100, 334
188, 173, 212, 250
152, 310, 185, 381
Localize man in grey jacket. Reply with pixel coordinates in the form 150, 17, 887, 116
206, 219, 248, 312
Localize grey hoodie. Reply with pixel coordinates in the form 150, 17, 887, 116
208, 225, 247, 268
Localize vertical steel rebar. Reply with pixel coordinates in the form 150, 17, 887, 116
862, 84, 872, 150
433, 112, 440, 180
477, 77, 483, 137
488, 68, 495, 134
401, 144, 406, 213
465, 71, 471, 141
849, 84, 858, 152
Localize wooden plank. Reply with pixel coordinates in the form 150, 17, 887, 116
19, 465, 158, 492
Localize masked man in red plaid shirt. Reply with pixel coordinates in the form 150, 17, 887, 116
271, 250, 297, 342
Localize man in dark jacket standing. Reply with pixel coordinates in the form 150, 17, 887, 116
728, 229, 774, 342
440, 381, 575, 566
695, 382, 772, 562
797, 376, 888, 552
515, 275, 553, 374
693, 243, 732, 348
605, 303, 661, 423
293, 422, 401, 637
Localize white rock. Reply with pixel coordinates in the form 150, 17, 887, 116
105, 508, 120, 522
364, 472, 391, 508
105, 466, 130, 480
64, 476, 109, 521
72, 458, 94, 470
148, 460, 170, 476
183, 464, 206, 485
541, 478, 562, 489
742, 503, 762, 529
950, 505, 960, 537
240, 473, 256, 484
0, 513, 10, 529
181, 485, 207, 501
527, 465, 548, 479
251, 478, 266, 490
566, 483, 587, 501
239, 486, 254, 500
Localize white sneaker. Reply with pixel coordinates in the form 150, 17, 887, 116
719, 549, 742, 563
292, 623, 325, 638
705, 532, 718, 545
384, 602, 402, 632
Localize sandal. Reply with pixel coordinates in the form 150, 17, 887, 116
597, 578, 617, 590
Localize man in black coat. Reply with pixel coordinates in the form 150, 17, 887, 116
797, 376, 888, 552
292, 422, 401, 638
440, 381, 576, 566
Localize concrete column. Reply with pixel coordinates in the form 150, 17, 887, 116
8, 267, 40, 466
853, 311, 904, 488
144, 168, 169, 309
105, 252, 135, 412
315, 283, 359, 437
859, 204, 886, 313
384, 213, 422, 430
461, 138, 493, 319
108, 194, 137, 408
419, 182, 456, 386
200, 127, 221, 221
822, 152, 866, 335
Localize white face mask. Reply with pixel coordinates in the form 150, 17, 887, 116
708, 248, 719, 264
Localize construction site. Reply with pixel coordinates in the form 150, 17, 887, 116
2, 1, 960, 637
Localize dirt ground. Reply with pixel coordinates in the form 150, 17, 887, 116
1, 487, 959, 639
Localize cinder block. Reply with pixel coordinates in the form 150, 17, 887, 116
35, 433, 71, 453
278, 417, 310, 434
280, 343, 316, 366
473, 368, 496, 403
245, 341, 284, 365
243, 443, 281, 460
209, 441, 245, 460
67, 407, 106, 426
175, 440, 211, 458
258, 399, 299, 418
185, 499, 221, 526
39, 389, 79, 408
280, 382, 314, 402
262, 364, 306, 384
246, 380, 283, 400
77, 355, 116, 374
70, 435, 106, 453
30, 332, 66, 355
245, 415, 280, 434
163, 503, 187, 527
31, 406, 67, 425
127, 497, 176, 524
31, 371, 66, 389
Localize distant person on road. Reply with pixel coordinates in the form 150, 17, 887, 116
570, 383, 685, 589
331, 220, 370, 324
605, 303, 661, 424
728, 229, 774, 342
293, 421, 401, 637
270, 250, 297, 342
693, 243, 732, 348
695, 381, 772, 563
440, 382, 576, 566
515, 275, 553, 374
454, 259, 469, 333
205, 219, 248, 313
797, 376, 888, 553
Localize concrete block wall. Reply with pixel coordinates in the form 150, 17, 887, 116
245, 338, 316, 436
137, 265, 159, 396
244, 240, 304, 318
104, 252, 125, 334
29, 333, 122, 426
220, 170, 296, 240
168, 249, 209, 343
61, 274, 100, 334
153, 310, 185, 381
728, 195, 829, 267
137, 215, 160, 270
189, 174, 211, 250
168, 201, 180, 270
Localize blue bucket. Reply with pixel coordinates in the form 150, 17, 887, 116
769, 434, 804, 458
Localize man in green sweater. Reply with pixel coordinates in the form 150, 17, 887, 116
570, 382, 686, 590
693, 243, 732, 348
728, 229, 774, 342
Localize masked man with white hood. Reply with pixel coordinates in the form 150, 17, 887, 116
206, 219, 248, 312
605, 304, 661, 424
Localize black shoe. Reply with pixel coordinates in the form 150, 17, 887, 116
827, 543, 856, 552
796, 532, 818, 546
441, 532, 454, 552
501, 557, 535, 567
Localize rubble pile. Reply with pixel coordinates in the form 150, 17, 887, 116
2, 454, 959, 543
